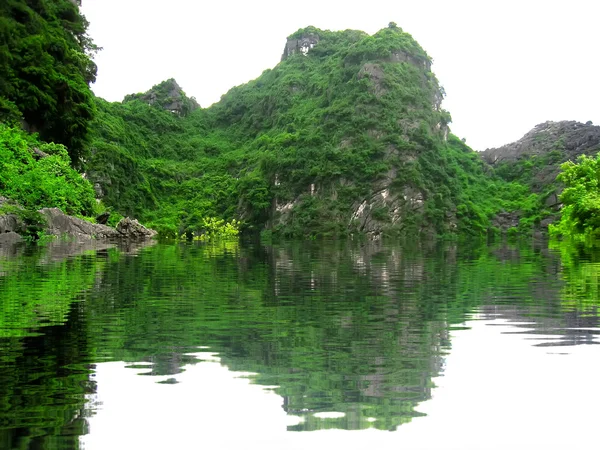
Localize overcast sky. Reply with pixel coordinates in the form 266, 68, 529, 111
81, 0, 599, 151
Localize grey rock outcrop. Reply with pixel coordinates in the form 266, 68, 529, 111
0, 214, 22, 235
124, 78, 199, 116
116, 217, 157, 239
39, 208, 156, 240
481, 121, 600, 233
482, 121, 600, 167
0, 205, 156, 245
481, 120, 600, 196
0, 232, 23, 245
40, 208, 120, 239
0, 198, 25, 244
282, 33, 320, 60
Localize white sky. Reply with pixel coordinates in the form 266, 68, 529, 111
81, 0, 600, 151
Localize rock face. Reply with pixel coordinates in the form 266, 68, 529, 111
481, 121, 600, 232
281, 33, 320, 60
482, 120, 600, 193
0, 213, 22, 234
0, 214, 24, 245
0, 198, 25, 244
39, 208, 156, 240
124, 78, 199, 116
482, 121, 600, 167
40, 208, 120, 239
116, 217, 157, 239
348, 174, 427, 238
0, 231, 23, 245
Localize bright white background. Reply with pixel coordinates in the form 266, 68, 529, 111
81, 0, 600, 150
80, 319, 600, 450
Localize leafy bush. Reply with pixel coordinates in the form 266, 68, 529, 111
550, 154, 600, 242
0, 125, 97, 216
0, 0, 98, 164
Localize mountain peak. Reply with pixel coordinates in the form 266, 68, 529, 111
123, 79, 199, 116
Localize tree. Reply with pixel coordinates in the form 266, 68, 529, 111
550, 153, 600, 241
0, 0, 98, 165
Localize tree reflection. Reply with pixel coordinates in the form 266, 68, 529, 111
1, 238, 600, 442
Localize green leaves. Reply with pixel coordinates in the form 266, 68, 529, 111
85, 24, 541, 239
0, 0, 96, 164
0, 125, 96, 216
550, 154, 600, 242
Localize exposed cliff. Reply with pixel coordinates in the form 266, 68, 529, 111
0, 203, 156, 244
481, 121, 600, 232
124, 79, 199, 116
483, 121, 600, 169
85, 25, 519, 238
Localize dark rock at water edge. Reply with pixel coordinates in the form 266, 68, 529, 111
40, 208, 120, 239
96, 211, 110, 225
39, 208, 157, 240
0, 198, 26, 244
0, 206, 156, 246
0, 231, 23, 245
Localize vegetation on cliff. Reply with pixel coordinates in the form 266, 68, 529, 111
85, 24, 533, 238
484, 121, 600, 237
0, 125, 96, 216
0, 0, 98, 164
2, 0, 600, 241
549, 154, 600, 242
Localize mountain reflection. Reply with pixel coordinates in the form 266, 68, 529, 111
1, 239, 600, 445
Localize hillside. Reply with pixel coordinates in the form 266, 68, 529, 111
87, 24, 526, 238
0, 0, 97, 164
482, 121, 600, 232
2, 0, 597, 241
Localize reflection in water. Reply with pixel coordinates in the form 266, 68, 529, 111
0, 239, 599, 448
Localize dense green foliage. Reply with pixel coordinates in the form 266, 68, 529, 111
0, 0, 97, 163
550, 154, 600, 242
87, 97, 242, 237
492, 150, 565, 230
0, 124, 96, 216
86, 25, 532, 238
0, 2, 585, 239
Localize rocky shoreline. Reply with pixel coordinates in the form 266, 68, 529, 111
0, 202, 156, 246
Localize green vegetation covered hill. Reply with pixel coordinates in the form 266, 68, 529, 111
86, 24, 527, 238
0, 0, 98, 164
483, 121, 600, 235
0, 0, 104, 240
2, 0, 599, 241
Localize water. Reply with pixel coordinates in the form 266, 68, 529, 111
0, 239, 599, 449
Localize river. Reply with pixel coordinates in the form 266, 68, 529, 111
0, 239, 598, 449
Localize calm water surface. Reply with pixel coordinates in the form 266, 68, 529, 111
0, 239, 599, 449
